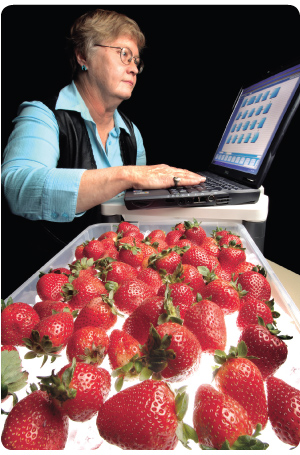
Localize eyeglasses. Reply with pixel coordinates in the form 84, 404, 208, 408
94, 44, 144, 74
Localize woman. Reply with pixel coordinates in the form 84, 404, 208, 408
2, 9, 204, 237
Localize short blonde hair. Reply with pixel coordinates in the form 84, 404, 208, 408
67, 9, 146, 77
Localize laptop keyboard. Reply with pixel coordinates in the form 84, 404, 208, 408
168, 176, 240, 195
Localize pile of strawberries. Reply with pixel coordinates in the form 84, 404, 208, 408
1, 219, 299, 450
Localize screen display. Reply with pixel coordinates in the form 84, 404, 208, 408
212, 64, 300, 175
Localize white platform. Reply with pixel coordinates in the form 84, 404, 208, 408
101, 187, 269, 223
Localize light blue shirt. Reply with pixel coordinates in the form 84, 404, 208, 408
1, 81, 146, 222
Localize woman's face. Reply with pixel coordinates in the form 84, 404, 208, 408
84, 35, 140, 106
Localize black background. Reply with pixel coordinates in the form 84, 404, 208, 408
1, 4, 300, 298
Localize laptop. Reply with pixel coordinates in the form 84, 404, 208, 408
124, 61, 300, 210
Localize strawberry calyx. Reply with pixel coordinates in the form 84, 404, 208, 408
174, 385, 199, 448
200, 424, 269, 450
197, 266, 218, 283
118, 239, 142, 255
257, 316, 293, 340
157, 283, 183, 325
1, 350, 29, 405
68, 257, 95, 276
1, 297, 14, 312
213, 341, 258, 377
221, 239, 245, 251
101, 281, 124, 317
183, 218, 202, 230
38, 357, 77, 402
23, 330, 63, 367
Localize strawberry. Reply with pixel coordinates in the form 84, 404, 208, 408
1, 298, 40, 346
143, 322, 202, 383
136, 267, 163, 293
236, 297, 277, 330
232, 261, 256, 281
33, 299, 72, 319
74, 241, 88, 259
96, 379, 198, 450
66, 325, 109, 365
96, 257, 138, 284
146, 236, 169, 252
184, 218, 207, 245
212, 227, 235, 243
218, 241, 246, 271
214, 341, 268, 430
113, 278, 156, 315
157, 281, 195, 318
23, 307, 74, 365
118, 240, 144, 268
201, 236, 220, 257
182, 245, 219, 271
36, 270, 69, 301
184, 298, 227, 353
193, 384, 267, 450
73, 292, 119, 332
69, 257, 98, 277
202, 278, 241, 315
122, 295, 166, 344
108, 329, 143, 390
237, 269, 271, 302
165, 229, 184, 247
266, 376, 300, 447
39, 358, 111, 422
149, 248, 182, 274
219, 233, 243, 248
147, 228, 166, 241
1, 389, 69, 449
62, 273, 108, 311
98, 230, 118, 242
1, 349, 28, 404
238, 319, 291, 379
116, 221, 140, 236
179, 263, 206, 297
175, 238, 193, 249
98, 238, 119, 259
83, 238, 106, 260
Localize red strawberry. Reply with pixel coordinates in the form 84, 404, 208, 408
147, 237, 169, 252
236, 297, 276, 330
73, 294, 118, 332
62, 273, 108, 311
175, 238, 193, 249
201, 236, 220, 257
214, 341, 268, 430
74, 241, 88, 260
118, 240, 144, 268
266, 376, 300, 447
1, 298, 40, 346
33, 300, 72, 319
98, 230, 118, 242
157, 281, 195, 318
69, 257, 97, 277
184, 218, 207, 245
182, 245, 219, 271
149, 248, 182, 274
237, 270, 271, 302
193, 384, 259, 450
212, 228, 235, 243
39, 359, 111, 422
1, 389, 69, 449
144, 322, 202, 383
165, 229, 184, 247
232, 261, 256, 281
147, 229, 166, 241
122, 295, 166, 344
136, 267, 163, 293
180, 263, 206, 297
213, 264, 233, 281
83, 239, 105, 260
116, 221, 140, 236
23, 307, 74, 363
66, 326, 109, 366
202, 279, 241, 315
184, 298, 227, 353
36, 271, 69, 301
98, 238, 119, 259
113, 278, 156, 315
218, 241, 246, 271
108, 329, 143, 390
219, 233, 243, 248
96, 379, 198, 450
238, 320, 290, 379
96, 258, 138, 284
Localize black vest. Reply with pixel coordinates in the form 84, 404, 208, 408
39, 97, 138, 247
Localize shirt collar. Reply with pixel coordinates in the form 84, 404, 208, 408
56, 81, 131, 135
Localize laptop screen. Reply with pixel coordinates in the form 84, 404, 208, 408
211, 63, 300, 177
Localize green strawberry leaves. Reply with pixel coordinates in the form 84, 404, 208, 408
175, 386, 199, 449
